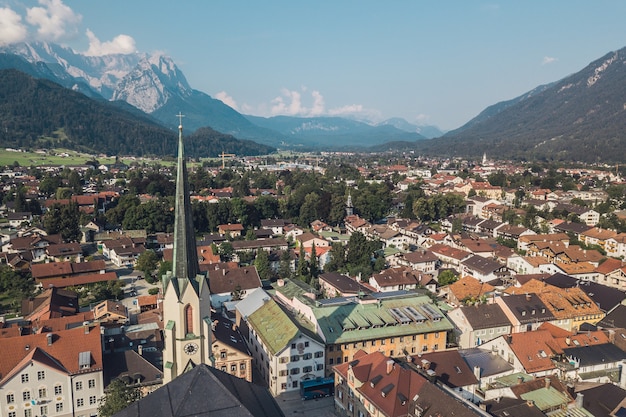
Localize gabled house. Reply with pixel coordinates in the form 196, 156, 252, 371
447, 303, 512, 348
461, 254, 510, 283
45, 242, 83, 262
244, 298, 325, 396
0, 323, 104, 417
218, 223, 244, 237
333, 350, 482, 417
318, 272, 371, 298
495, 293, 556, 333
209, 266, 262, 311
396, 249, 439, 273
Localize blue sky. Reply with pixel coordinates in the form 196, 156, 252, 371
3, 1, 626, 130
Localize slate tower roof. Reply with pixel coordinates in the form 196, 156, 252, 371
163, 116, 201, 299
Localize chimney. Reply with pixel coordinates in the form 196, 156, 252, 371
46, 333, 53, 346
138, 345, 143, 356
565, 336, 571, 346
83, 322, 90, 334
525, 293, 531, 301
473, 366, 481, 380
386, 359, 394, 375
545, 377, 551, 389
517, 376, 524, 385
575, 393, 584, 408
526, 400, 534, 407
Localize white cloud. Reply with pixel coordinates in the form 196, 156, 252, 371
414, 113, 431, 124
310, 90, 325, 116
542, 56, 558, 65
26, 0, 81, 42
234, 87, 378, 121
271, 88, 304, 115
215, 91, 239, 110
84, 29, 136, 56
0, 7, 27, 46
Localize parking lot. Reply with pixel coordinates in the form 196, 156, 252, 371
275, 390, 338, 417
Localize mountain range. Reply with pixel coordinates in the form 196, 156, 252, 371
412, 47, 626, 163
0, 42, 439, 151
1, 41, 626, 161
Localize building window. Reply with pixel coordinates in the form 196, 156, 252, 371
6, 393, 14, 403
56, 403, 63, 412
220, 351, 227, 359
184, 304, 194, 335
21, 374, 29, 383
371, 340, 376, 346
303, 353, 312, 360
314, 351, 323, 358
88, 379, 95, 389
279, 356, 288, 363
329, 346, 334, 352
77, 398, 84, 407
423, 334, 428, 340
433, 344, 439, 350
290, 368, 300, 375
24, 409, 32, 417
422, 346, 428, 352
292, 381, 298, 388
37, 371, 45, 380
76, 381, 83, 391
279, 370, 288, 377
435, 333, 439, 338
381, 339, 385, 345
22, 390, 31, 401
240, 363, 246, 370
38, 388, 47, 398
54, 385, 62, 395
344, 356, 348, 363
40, 406, 48, 416
304, 341, 309, 347
281, 383, 287, 390
329, 358, 334, 365
8, 412, 16, 417
291, 343, 296, 349
221, 366, 227, 372
231, 364, 237, 372
316, 364, 324, 371
290, 355, 299, 362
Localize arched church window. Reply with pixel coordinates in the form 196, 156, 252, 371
185, 304, 194, 335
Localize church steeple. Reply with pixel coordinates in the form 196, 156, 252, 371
164, 113, 200, 298
346, 192, 354, 217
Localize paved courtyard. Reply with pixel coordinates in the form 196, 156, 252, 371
275, 390, 339, 417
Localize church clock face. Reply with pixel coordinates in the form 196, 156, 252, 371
183, 342, 199, 355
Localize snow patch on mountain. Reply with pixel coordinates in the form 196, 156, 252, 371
587, 52, 617, 87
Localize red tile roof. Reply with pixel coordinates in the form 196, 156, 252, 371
0, 324, 103, 384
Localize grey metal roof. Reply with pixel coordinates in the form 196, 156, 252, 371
113, 364, 285, 417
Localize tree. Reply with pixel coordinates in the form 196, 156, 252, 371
135, 250, 159, 282
309, 245, 319, 280
278, 250, 292, 279
254, 250, 272, 281
42, 201, 82, 242
97, 378, 142, 417
296, 244, 309, 280
437, 270, 458, 286
157, 260, 173, 280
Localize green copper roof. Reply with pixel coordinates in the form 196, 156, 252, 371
520, 387, 570, 411
273, 279, 454, 344
247, 299, 300, 356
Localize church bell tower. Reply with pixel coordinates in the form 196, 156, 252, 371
162, 114, 212, 383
